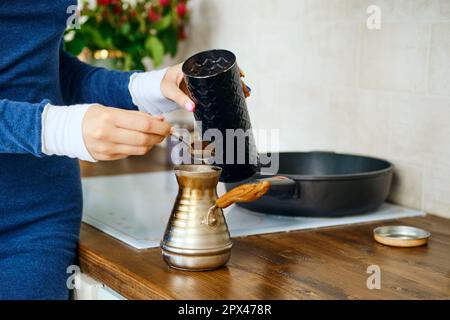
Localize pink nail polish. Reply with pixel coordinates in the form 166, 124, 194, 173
185, 102, 195, 112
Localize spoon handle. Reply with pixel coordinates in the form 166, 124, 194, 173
170, 132, 191, 149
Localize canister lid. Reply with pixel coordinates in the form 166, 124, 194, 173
373, 225, 430, 247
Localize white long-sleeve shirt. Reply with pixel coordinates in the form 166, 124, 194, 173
41, 68, 179, 161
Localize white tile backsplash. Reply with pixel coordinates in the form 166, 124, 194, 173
328, 88, 392, 158
410, 0, 443, 20
440, 0, 450, 18
274, 83, 334, 151
428, 23, 450, 96
180, 0, 450, 218
389, 95, 450, 166
388, 162, 424, 209
423, 158, 450, 216
301, 22, 360, 87
359, 22, 429, 93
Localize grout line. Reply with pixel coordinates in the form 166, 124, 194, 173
298, 16, 450, 23
336, 86, 450, 100
421, 167, 426, 212
424, 23, 433, 95
386, 92, 393, 161
356, 21, 363, 88
315, 84, 450, 100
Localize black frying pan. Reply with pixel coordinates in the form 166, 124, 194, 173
225, 152, 393, 217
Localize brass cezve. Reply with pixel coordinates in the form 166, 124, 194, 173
161, 165, 269, 271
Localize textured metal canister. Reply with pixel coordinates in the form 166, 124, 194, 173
182, 49, 259, 183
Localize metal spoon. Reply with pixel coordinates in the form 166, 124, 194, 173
170, 132, 191, 149
170, 133, 215, 164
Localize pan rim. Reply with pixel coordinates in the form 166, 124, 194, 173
257, 151, 393, 181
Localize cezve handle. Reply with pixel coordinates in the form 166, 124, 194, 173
215, 181, 270, 209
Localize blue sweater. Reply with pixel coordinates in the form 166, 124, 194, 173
0, 1, 138, 298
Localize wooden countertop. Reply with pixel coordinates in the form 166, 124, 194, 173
79, 148, 450, 300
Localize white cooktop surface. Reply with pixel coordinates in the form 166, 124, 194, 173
81, 171, 425, 249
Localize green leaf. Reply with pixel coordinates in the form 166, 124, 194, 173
64, 35, 85, 56
124, 55, 134, 71
82, 24, 108, 49
161, 28, 178, 57
145, 36, 165, 67
120, 22, 131, 35
97, 22, 114, 48
153, 14, 172, 31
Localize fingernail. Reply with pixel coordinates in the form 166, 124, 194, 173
185, 102, 195, 112
246, 85, 252, 92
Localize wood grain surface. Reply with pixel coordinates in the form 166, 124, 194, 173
78, 147, 450, 300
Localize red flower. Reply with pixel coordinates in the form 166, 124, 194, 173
113, 4, 122, 14
98, 0, 112, 5
159, 0, 171, 7
148, 9, 161, 22
176, 2, 187, 18
178, 25, 186, 40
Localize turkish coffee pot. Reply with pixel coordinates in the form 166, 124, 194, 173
161, 165, 269, 271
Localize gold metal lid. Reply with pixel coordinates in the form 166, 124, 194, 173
373, 225, 431, 247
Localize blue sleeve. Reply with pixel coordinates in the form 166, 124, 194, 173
59, 48, 138, 110
0, 99, 46, 156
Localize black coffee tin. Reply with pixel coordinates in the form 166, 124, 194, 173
182, 49, 259, 182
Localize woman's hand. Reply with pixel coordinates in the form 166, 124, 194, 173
161, 63, 196, 112
161, 64, 251, 112
82, 104, 172, 161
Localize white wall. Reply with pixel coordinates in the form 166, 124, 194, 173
175, 0, 450, 218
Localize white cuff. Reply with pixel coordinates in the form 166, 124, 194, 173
128, 68, 180, 115
41, 104, 97, 162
